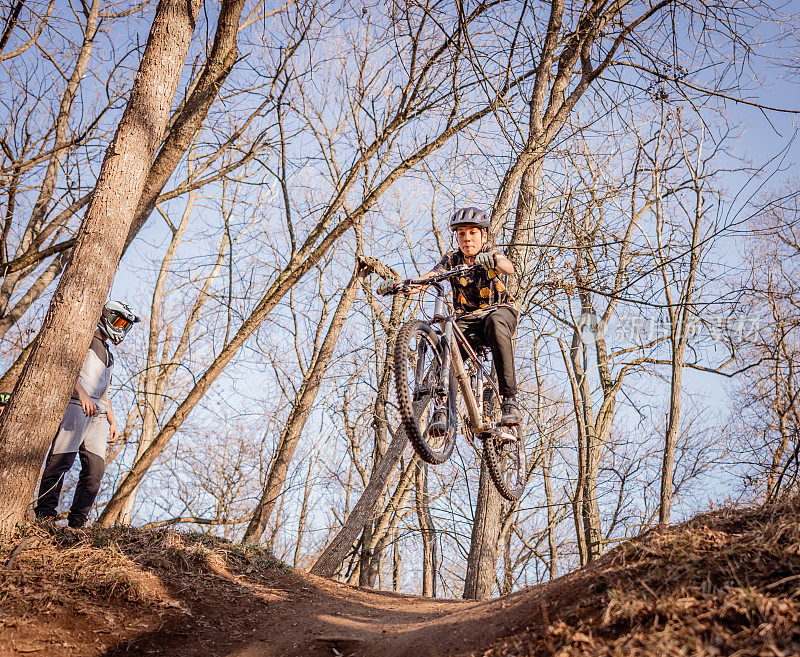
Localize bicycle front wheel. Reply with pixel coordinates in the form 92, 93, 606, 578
394, 320, 457, 464
484, 425, 526, 501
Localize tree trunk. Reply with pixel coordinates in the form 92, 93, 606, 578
582, 426, 604, 562
768, 409, 792, 500
358, 453, 417, 588
392, 522, 401, 592
0, 0, 202, 538
294, 456, 316, 568
122, 0, 247, 255
659, 343, 685, 524
241, 262, 367, 544
463, 462, 502, 600
502, 521, 514, 595
543, 443, 558, 579
415, 460, 437, 597
560, 338, 589, 566
359, 520, 379, 587
310, 420, 414, 578
658, 165, 702, 524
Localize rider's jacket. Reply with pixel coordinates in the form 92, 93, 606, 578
432, 246, 517, 315
68, 336, 113, 414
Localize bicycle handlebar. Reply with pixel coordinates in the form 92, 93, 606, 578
378, 264, 475, 296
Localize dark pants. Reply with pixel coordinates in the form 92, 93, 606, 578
35, 442, 105, 527
456, 305, 518, 398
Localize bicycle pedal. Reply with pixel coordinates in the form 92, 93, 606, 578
493, 427, 518, 444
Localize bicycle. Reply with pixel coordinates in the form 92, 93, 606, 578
380, 265, 526, 501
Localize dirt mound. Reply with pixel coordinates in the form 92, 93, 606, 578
1, 500, 800, 656
481, 501, 800, 656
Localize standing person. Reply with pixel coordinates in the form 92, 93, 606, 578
34, 301, 140, 528
379, 207, 522, 432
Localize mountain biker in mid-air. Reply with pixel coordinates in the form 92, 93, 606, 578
379, 207, 522, 434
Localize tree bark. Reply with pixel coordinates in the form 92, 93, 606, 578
415, 460, 437, 597
543, 441, 558, 579
294, 456, 316, 568
122, 0, 247, 255
392, 522, 401, 592
462, 462, 502, 600
0, 0, 202, 537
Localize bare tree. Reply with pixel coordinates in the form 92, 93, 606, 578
310, 292, 413, 578
0, 0, 56, 62
462, 464, 503, 599
414, 460, 437, 596
100, 0, 531, 528
653, 116, 708, 524
0, 0, 267, 357
726, 188, 800, 500
241, 256, 374, 543
106, 185, 232, 524
0, 0, 203, 537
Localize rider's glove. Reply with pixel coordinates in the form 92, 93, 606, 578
474, 251, 497, 270
376, 280, 398, 295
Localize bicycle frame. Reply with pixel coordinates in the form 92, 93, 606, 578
390, 265, 526, 500
414, 270, 502, 435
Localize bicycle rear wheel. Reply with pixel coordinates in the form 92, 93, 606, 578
483, 425, 526, 501
394, 320, 457, 464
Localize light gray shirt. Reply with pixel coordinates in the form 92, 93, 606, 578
68, 337, 113, 414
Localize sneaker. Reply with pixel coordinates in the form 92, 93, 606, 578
500, 397, 522, 426
67, 512, 87, 529
428, 406, 449, 437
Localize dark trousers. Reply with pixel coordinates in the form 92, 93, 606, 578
35, 442, 105, 527
456, 305, 518, 398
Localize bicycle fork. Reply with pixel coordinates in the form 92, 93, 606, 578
435, 322, 453, 409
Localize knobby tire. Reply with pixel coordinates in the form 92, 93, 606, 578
483, 426, 525, 501
394, 320, 457, 465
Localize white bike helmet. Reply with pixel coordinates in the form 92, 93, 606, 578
98, 301, 140, 345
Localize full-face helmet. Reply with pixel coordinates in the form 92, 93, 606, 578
449, 207, 490, 232
98, 300, 140, 345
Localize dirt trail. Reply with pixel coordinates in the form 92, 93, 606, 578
115, 561, 610, 657
3, 501, 800, 657
0, 523, 597, 657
